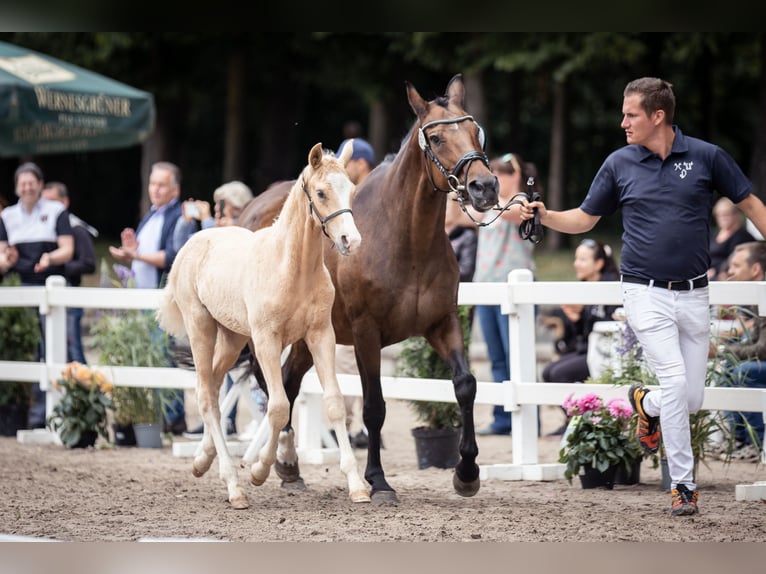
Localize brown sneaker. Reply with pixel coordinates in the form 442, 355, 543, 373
628, 384, 661, 454
671, 484, 699, 516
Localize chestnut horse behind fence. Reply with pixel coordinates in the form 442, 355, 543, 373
157, 142, 368, 509
239, 74, 499, 504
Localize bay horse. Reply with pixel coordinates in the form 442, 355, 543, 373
239, 74, 499, 504
157, 142, 369, 509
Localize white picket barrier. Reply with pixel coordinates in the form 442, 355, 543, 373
1, 272, 764, 487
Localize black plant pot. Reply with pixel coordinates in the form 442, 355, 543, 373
411, 427, 460, 470
0, 404, 28, 436
579, 463, 618, 490
112, 423, 136, 446
69, 430, 98, 449
615, 458, 642, 485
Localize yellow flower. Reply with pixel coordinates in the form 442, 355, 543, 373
72, 362, 92, 385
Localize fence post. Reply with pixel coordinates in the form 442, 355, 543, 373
44, 276, 67, 419
505, 269, 538, 464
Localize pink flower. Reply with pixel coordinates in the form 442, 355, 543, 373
607, 398, 632, 420
576, 393, 603, 414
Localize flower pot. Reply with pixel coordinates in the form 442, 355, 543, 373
615, 458, 642, 485
0, 404, 28, 436
69, 430, 98, 449
112, 422, 136, 446
660, 457, 698, 491
411, 427, 460, 470
579, 463, 617, 489
133, 422, 163, 448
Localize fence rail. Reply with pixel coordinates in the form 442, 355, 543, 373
1, 272, 764, 477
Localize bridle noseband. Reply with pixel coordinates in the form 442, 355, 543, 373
418, 114, 489, 195
302, 177, 352, 242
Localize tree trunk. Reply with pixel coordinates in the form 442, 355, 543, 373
546, 78, 567, 251
223, 47, 246, 182
750, 33, 766, 204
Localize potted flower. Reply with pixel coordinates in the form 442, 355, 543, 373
47, 362, 114, 448
397, 306, 470, 469
558, 392, 643, 489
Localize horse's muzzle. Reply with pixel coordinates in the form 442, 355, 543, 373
336, 229, 362, 256
467, 175, 499, 212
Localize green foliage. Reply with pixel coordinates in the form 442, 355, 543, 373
0, 273, 39, 408
397, 306, 471, 430
89, 309, 171, 425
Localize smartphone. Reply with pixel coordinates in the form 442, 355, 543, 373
183, 201, 200, 219
218, 199, 226, 214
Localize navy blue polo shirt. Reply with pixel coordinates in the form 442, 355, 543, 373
580, 126, 752, 281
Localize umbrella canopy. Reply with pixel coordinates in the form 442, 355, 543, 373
0, 41, 155, 157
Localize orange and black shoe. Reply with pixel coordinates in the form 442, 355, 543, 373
628, 383, 661, 454
671, 484, 699, 516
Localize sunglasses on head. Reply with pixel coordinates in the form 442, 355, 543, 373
500, 153, 521, 175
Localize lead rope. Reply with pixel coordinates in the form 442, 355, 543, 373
453, 176, 543, 244
518, 177, 543, 244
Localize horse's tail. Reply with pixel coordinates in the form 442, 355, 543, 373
156, 284, 187, 340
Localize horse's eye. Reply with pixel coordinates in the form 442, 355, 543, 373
316, 190, 326, 200
429, 134, 441, 146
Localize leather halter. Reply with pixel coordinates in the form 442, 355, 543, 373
418, 114, 489, 195
302, 177, 352, 242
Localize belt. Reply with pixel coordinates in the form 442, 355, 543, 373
621, 274, 709, 291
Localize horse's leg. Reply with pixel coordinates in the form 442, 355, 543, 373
212, 329, 251, 508
191, 326, 250, 509
305, 328, 370, 503
425, 313, 481, 497
273, 340, 314, 487
248, 336, 291, 487
352, 329, 397, 504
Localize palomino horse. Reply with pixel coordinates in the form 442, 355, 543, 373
239, 74, 499, 504
157, 142, 368, 509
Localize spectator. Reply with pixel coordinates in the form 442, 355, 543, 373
474, 152, 537, 436
541, 238, 620, 435
108, 161, 185, 435
523, 77, 766, 516
175, 181, 255, 438
445, 196, 478, 284
708, 197, 754, 281
0, 162, 74, 428
42, 182, 97, 364
716, 241, 766, 460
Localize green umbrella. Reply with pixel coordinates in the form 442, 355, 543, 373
0, 40, 154, 157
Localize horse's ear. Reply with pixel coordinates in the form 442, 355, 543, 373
446, 74, 465, 108
406, 81, 428, 117
309, 142, 324, 169
338, 139, 354, 166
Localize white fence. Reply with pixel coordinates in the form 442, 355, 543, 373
2, 272, 765, 482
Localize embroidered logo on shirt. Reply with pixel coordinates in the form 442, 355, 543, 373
40, 215, 48, 223
674, 161, 694, 179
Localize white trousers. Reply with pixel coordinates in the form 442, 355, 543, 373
621, 282, 710, 490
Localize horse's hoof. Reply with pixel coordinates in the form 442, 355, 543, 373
191, 466, 205, 478
350, 490, 371, 503
250, 474, 266, 487
370, 490, 399, 506
275, 460, 300, 483
229, 495, 249, 510
453, 473, 480, 497
280, 477, 306, 491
